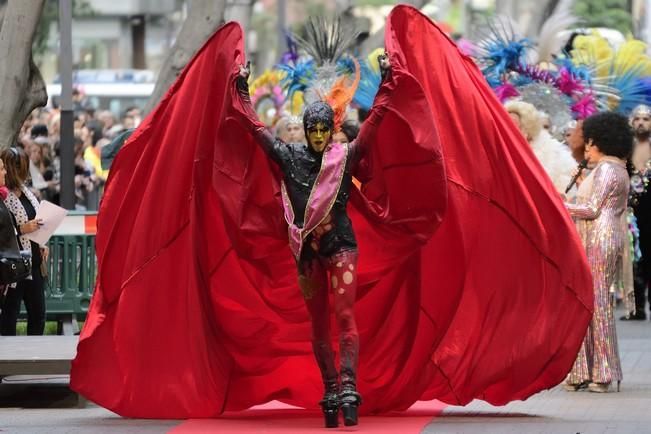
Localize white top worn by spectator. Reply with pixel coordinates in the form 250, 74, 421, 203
531, 129, 577, 196
505, 100, 577, 196
29, 161, 48, 191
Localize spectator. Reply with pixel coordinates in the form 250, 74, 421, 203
0, 158, 26, 327
124, 106, 142, 127
28, 140, 58, 202
72, 88, 93, 115
625, 104, 651, 320
97, 110, 116, 134
566, 120, 586, 163
82, 121, 108, 210
30, 123, 49, 140
332, 119, 360, 143
48, 113, 61, 143
121, 114, 136, 131
274, 116, 304, 143
0, 148, 47, 336
101, 128, 134, 170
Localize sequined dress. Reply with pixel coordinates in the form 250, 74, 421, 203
566, 156, 628, 385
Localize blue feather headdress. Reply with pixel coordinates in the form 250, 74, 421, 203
353, 57, 381, 110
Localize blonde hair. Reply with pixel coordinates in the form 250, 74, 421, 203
505, 100, 543, 142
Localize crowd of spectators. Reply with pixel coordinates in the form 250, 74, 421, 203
16, 95, 141, 210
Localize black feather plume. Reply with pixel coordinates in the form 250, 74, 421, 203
294, 16, 358, 65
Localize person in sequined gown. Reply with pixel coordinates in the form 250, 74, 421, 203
564, 112, 633, 393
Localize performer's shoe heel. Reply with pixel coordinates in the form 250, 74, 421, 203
339, 383, 362, 426
321, 405, 339, 428
341, 403, 358, 426
320, 381, 340, 428
617, 381, 621, 392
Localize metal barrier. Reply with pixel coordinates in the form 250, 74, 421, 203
19, 211, 98, 335
44, 234, 96, 334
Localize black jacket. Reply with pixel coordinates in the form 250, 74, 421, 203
0, 200, 22, 259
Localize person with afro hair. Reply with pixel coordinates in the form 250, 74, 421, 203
564, 112, 633, 393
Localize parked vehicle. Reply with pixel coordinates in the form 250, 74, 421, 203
47, 69, 155, 116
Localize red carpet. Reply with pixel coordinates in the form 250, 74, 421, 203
169, 400, 447, 433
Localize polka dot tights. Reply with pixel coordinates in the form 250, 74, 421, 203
298, 249, 359, 386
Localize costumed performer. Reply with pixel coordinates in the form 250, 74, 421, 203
505, 100, 577, 194
624, 104, 651, 320
231, 53, 391, 427
564, 112, 632, 393
69, 5, 594, 425
274, 115, 305, 144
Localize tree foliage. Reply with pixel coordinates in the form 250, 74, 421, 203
33, 0, 94, 63
574, 0, 632, 35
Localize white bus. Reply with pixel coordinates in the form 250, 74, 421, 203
47, 69, 155, 117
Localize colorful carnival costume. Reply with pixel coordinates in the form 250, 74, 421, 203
70, 5, 593, 423
627, 104, 651, 320
565, 156, 629, 391
504, 100, 577, 194
230, 56, 392, 426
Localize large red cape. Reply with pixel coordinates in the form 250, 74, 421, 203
70, 5, 593, 418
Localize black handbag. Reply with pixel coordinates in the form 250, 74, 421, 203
0, 250, 31, 285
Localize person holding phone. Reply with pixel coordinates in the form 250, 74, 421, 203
0, 147, 48, 335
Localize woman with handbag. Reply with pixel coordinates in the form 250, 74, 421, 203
0, 147, 47, 335
0, 156, 32, 328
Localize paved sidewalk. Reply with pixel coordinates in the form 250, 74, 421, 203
424, 319, 651, 434
0, 316, 648, 433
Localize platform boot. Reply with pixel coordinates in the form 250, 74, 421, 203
319, 380, 340, 428
313, 341, 340, 428
340, 336, 361, 426
339, 380, 361, 426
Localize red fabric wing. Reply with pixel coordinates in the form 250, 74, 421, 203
381, 6, 593, 407
70, 7, 592, 419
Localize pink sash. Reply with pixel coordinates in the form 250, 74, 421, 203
280, 142, 349, 259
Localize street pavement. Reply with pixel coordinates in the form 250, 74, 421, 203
1, 314, 649, 434
424, 318, 651, 434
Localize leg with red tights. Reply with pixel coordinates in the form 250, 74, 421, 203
328, 249, 361, 425
297, 251, 340, 427
297, 254, 338, 385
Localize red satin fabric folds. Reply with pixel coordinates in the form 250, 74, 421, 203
70, 5, 593, 418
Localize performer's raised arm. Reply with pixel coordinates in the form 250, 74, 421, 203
565, 162, 622, 220
233, 62, 279, 158
351, 52, 393, 161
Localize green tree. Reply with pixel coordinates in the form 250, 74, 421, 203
33, 0, 94, 63
574, 0, 632, 35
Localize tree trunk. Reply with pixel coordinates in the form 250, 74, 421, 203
495, 0, 518, 17
520, 0, 560, 37
144, 0, 227, 114
0, 0, 47, 149
359, 0, 429, 56
496, 0, 560, 37
224, 0, 255, 34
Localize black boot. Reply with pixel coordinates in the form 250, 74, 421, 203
319, 381, 339, 428
311, 340, 340, 427
339, 331, 360, 426
339, 382, 362, 426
